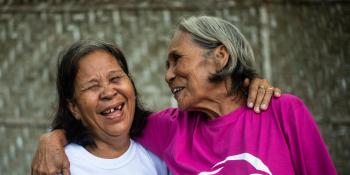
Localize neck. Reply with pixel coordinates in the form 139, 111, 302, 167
194, 93, 245, 120
86, 135, 130, 159
192, 78, 246, 120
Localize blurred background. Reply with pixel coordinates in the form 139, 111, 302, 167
0, 0, 349, 174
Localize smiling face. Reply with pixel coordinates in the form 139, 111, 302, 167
69, 50, 136, 143
166, 31, 223, 111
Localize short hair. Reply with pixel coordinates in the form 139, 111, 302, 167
177, 16, 258, 95
52, 40, 151, 147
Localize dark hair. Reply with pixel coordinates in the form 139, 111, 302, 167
51, 40, 151, 147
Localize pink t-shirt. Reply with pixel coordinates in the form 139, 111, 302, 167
137, 94, 336, 175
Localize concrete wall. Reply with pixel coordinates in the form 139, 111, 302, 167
0, 0, 349, 174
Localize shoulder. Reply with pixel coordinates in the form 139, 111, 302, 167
267, 94, 313, 125
64, 143, 87, 161
270, 93, 306, 111
133, 141, 168, 173
151, 107, 181, 118
133, 141, 161, 161
64, 143, 82, 154
150, 108, 203, 126
150, 107, 190, 121
274, 94, 304, 105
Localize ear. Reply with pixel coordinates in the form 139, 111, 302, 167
68, 100, 81, 120
213, 45, 229, 70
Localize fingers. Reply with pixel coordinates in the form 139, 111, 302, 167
273, 87, 281, 97
62, 155, 71, 175
247, 78, 279, 113
62, 168, 70, 175
32, 166, 61, 175
247, 78, 260, 108
246, 77, 283, 113
260, 87, 274, 111
253, 84, 266, 113
47, 167, 62, 175
31, 132, 68, 175
32, 155, 61, 175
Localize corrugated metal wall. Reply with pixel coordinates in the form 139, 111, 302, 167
0, 0, 349, 174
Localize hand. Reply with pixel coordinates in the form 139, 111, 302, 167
244, 78, 281, 113
31, 130, 70, 175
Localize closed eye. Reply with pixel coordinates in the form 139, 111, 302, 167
111, 75, 124, 83
172, 53, 182, 62
167, 51, 182, 68
82, 84, 100, 91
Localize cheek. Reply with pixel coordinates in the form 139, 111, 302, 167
75, 94, 99, 123
79, 93, 98, 109
120, 81, 136, 100
188, 76, 217, 102
188, 71, 209, 89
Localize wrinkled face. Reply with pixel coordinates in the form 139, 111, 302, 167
165, 31, 219, 110
69, 50, 135, 141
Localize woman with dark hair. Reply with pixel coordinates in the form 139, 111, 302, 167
30, 16, 311, 175
51, 40, 168, 174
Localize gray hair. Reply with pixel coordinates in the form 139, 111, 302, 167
177, 16, 257, 95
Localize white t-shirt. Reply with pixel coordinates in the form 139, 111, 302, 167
65, 139, 169, 175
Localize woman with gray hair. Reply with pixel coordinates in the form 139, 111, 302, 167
32, 16, 336, 174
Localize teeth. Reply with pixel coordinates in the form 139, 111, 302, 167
101, 104, 123, 115
173, 87, 183, 94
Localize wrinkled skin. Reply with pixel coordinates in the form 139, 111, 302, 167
31, 31, 282, 175
31, 78, 280, 175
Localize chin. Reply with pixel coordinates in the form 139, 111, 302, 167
176, 102, 192, 111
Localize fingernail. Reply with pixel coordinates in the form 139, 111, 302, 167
254, 107, 260, 113
261, 104, 266, 110
248, 102, 253, 108
276, 92, 281, 97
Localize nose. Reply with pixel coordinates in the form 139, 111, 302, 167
100, 84, 117, 100
165, 66, 175, 84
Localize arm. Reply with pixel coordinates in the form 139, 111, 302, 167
31, 78, 279, 175
245, 78, 281, 113
31, 129, 70, 175
136, 108, 177, 157
281, 95, 336, 174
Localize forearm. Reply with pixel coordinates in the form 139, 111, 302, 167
32, 129, 70, 175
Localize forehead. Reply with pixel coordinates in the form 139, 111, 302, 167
168, 31, 195, 50
168, 31, 208, 59
77, 50, 123, 76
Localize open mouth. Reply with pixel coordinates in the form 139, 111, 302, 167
171, 87, 184, 95
100, 103, 125, 116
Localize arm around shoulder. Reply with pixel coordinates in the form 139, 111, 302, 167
136, 108, 179, 158
31, 129, 70, 175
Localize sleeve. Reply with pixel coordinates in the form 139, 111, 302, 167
135, 108, 178, 158
148, 150, 172, 175
280, 95, 337, 175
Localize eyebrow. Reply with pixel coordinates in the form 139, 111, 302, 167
107, 70, 125, 77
